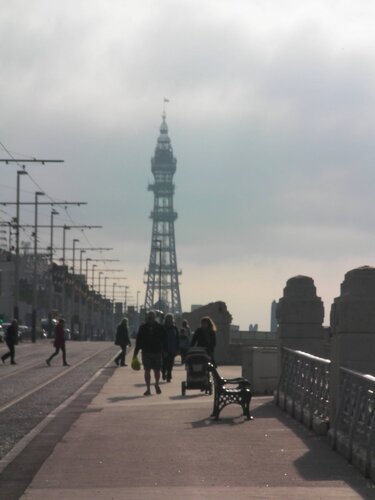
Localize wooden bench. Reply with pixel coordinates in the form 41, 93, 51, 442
208, 362, 253, 420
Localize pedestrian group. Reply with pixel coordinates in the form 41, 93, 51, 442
131, 311, 216, 396
1, 312, 218, 399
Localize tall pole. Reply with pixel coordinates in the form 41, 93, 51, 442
85, 258, 92, 280
79, 249, 86, 275
62, 225, 71, 267
91, 264, 97, 290
72, 238, 79, 275
31, 191, 44, 342
104, 276, 109, 298
98, 272, 103, 294
112, 282, 117, 336
14, 170, 28, 320
62, 225, 70, 319
48, 209, 58, 338
124, 285, 129, 314
137, 290, 140, 312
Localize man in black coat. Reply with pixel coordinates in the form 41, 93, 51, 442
134, 311, 166, 396
1, 319, 18, 365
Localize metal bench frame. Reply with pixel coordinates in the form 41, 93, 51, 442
208, 362, 253, 420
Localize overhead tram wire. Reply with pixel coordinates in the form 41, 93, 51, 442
0, 141, 105, 256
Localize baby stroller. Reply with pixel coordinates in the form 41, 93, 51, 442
181, 347, 212, 396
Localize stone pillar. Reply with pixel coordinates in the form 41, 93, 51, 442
330, 266, 375, 418
276, 275, 325, 363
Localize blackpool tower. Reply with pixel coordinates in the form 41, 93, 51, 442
144, 111, 182, 314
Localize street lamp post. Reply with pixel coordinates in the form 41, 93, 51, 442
112, 282, 117, 335
14, 169, 28, 320
31, 190, 44, 342
61, 225, 71, 319
79, 250, 86, 275
91, 264, 97, 290
124, 285, 129, 314
85, 257, 92, 280
85, 257, 92, 340
72, 238, 79, 275
48, 209, 58, 338
98, 272, 103, 294
136, 290, 140, 312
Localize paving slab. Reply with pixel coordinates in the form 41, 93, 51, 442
20, 363, 374, 499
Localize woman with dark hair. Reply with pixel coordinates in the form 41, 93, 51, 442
179, 319, 191, 363
191, 316, 217, 364
162, 313, 179, 382
114, 318, 131, 366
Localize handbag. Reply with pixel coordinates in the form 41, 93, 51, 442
131, 356, 141, 371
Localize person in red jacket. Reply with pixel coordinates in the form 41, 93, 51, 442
46, 318, 69, 366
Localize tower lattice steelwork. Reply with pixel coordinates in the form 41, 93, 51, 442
144, 112, 182, 314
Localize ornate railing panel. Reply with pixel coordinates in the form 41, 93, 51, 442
275, 347, 330, 434
329, 367, 375, 479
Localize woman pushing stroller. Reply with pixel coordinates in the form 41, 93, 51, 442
190, 316, 217, 366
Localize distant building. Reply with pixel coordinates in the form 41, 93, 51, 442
270, 300, 277, 332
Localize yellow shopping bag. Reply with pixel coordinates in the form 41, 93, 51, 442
131, 356, 141, 371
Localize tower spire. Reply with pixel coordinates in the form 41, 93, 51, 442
144, 111, 182, 314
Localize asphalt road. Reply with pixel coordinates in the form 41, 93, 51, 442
0, 340, 118, 460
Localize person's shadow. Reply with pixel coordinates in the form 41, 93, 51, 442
108, 395, 145, 402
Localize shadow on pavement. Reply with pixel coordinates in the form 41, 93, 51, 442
169, 393, 210, 401
271, 401, 374, 497
108, 395, 147, 402
188, 414, 251, 428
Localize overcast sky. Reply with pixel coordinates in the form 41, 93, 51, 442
1, 1, 375, 329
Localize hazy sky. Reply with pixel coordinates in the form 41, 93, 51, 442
1, 1, 375, 329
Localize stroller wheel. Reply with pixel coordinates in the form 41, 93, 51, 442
181, 381, 186, 396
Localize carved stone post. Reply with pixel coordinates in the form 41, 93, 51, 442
330, 266, 375, 419
276, 275, 325, 372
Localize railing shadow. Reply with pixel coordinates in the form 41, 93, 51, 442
272, 402, 374, 496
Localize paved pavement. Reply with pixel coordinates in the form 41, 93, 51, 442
3, 361, 374, 499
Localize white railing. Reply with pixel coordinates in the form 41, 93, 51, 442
275, 347, 330, 434
329, 367, 375, 479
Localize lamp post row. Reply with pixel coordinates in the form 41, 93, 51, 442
1, 167, 139, 340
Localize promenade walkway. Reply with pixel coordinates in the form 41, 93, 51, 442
6, 363, 375, 499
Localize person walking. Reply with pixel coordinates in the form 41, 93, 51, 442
46, 318, 69, 367
1, 319, 18, 365
191, 316, 217, 365
162, 313, 179, 382
179, 319, 191, 364
114, 318, 131, 366
134, 310, 166, 396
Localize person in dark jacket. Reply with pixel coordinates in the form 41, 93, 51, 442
46, 318, 69, 366
179, 319, 191, 364
191, 316, 217, 364
134, 310, 166, 396
162, 313, 179, 382
1, 319, 18, 365
114, 318, 131, 366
